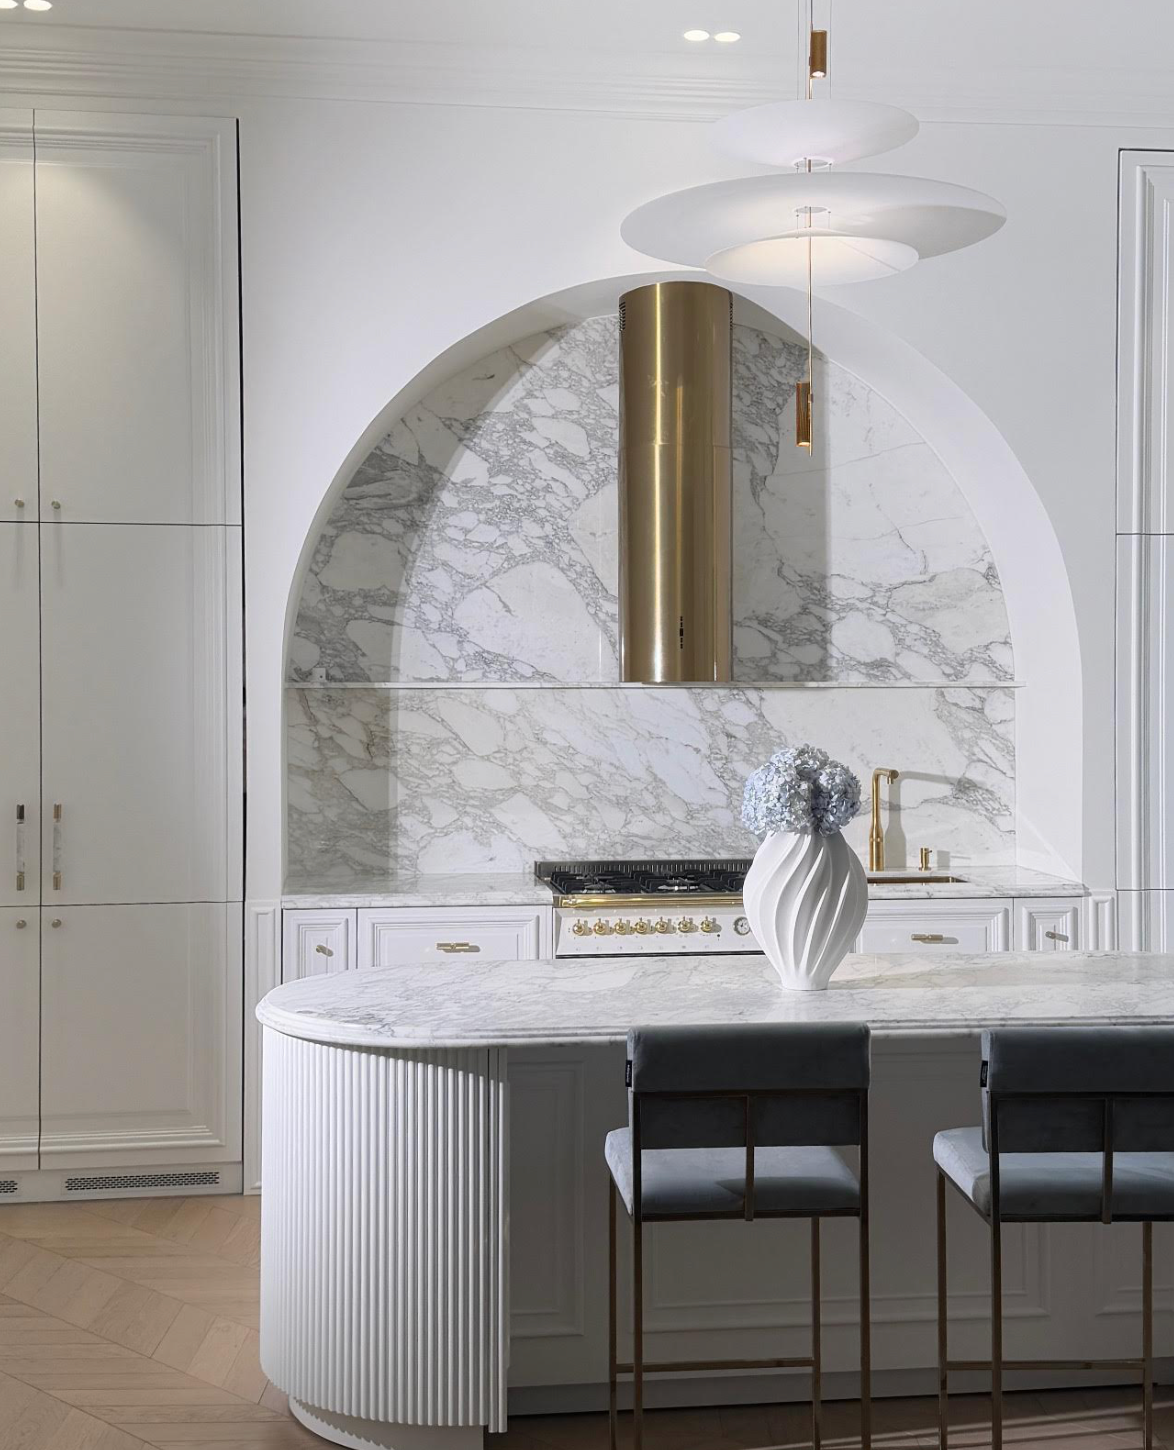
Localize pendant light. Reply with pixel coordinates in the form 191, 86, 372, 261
620, 0, 1006, 448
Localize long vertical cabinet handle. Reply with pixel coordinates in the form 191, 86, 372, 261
15, 804, 25, 891
52, 803, 62, 891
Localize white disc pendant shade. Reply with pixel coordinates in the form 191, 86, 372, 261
621, 171, 1006, 273
707, 228, 918, 286
712, 98, 919, 168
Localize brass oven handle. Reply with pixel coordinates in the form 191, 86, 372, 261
911, 932, 947, 944
15, 804, 25, 892
436, 942, 481, 954
1044, 929, 1068, 942
52, 803, 62, 891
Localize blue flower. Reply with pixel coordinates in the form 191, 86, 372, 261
741, 744, 862, 838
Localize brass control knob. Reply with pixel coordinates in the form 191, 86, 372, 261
571, 919, 591, 937
678, 917, 697, 934
699, 917, 720, 934
634, 919, 652, 935
593, 919, 614, 936
614, 920, 634, 936
654, 918, 673, 934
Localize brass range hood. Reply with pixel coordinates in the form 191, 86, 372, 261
618, 280, 733, 684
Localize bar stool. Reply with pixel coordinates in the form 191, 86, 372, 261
935, 1026, 1174, 1450
604, 1022, 872, 1450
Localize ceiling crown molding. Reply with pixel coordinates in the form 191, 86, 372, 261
3, 27, 1174, 128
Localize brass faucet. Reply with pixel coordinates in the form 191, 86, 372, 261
869, 768, 899, 872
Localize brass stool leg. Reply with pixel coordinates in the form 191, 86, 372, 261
608, 1182, 618, 1450
860, 1204, 871, 1450
937, 1171, 948, 1450
991, 1213, 1003, 1450
811, 1218, 822, 1450
1143, 1221, 1154, 1450
633, 1215, 643, 1450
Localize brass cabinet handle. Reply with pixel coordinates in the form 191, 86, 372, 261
50, 500, 61, 511
15, 919, 26, 929
52, 803, 62, 890
13, 499, 25, 509
911, 932, 947, 944
436, 942, 480, 953
15, 804, 25, 892
314, 944, 334, 957
1044, 929, 1068, 942
50, 918, 62, 928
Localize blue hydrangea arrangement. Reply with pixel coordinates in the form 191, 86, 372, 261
741, 744, 862, 838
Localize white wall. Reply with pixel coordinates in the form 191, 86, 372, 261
234, 95, 1154, 898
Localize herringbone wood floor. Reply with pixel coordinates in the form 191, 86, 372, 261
0, 1196, 1163, 1449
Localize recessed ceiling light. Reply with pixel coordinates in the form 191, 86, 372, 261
23, 0, 53, 10
683, 29, 710, 42
714, 31, 741, 42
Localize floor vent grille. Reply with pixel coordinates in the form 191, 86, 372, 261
0, 1181, 17, 1195
64, 1170, 220, 1193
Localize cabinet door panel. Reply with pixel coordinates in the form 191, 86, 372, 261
0, 908, 39, 1170
359, 906, 549, 968
33, 112, 240, 524
1014, 899, 1083, 952
858, 900, 1012, 953
40, 903, 240, 1167
0, 524, 40, 906
40, 524, 238, 905
282, 909, 356, 980
0, 112, 36, 524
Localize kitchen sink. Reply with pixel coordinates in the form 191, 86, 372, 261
866, 873, 967, 885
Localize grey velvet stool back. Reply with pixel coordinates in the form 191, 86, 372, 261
982, 1026, 1174, 1161
627, 1022, 871, 1158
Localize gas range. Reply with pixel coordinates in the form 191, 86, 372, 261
535, 859, 759, 957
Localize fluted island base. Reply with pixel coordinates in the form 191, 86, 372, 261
260, 1029, 508, 1446
289, 1398, 485, 1449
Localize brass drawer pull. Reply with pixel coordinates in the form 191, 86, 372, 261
314, 944, 334, 957
911, 932, 947, 944
52, 803, 63, 890
15, 804, 25, 892
1044, 929, 1068, 942
436, 942, 481, 954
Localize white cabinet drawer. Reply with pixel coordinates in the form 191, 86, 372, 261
858, 900, 1012, 953
359, 906, 551, 968
1014, 899, 1082, 951
282, 908, 357, 980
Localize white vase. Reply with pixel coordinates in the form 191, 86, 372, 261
742, 829, 869, 991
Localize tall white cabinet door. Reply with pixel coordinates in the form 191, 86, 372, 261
0, 112, 36, 524
0, 524, 40, 906
40, 903, 241, 1168
33, 112, 240, 525
40, 525, 240, 906
0, 909, 40, 1170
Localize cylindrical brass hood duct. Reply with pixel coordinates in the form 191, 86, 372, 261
618, 281, 733, 684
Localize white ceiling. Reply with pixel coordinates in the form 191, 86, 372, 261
7, 0, 1174, 78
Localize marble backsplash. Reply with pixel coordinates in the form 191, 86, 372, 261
289, 316, 1013, 688
287, 684, 1015, 882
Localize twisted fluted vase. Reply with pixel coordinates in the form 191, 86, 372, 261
743, 829, 869, 991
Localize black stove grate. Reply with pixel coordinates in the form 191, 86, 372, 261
536, 858, 752, 898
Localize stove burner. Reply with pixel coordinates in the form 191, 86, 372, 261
536, 858, 752, 899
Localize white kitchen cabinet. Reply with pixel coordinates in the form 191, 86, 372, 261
358, 905, 552, 968
0, 525, 40, 908
0, 111, 36, 525
32, 112, 240, 526
858, 899, 1012, 953
282, 908, 357, 979
39, 524, 240, 906
0, 909, 40, 1171
40, 903, 241, 1169
1014, 898, 1082, 951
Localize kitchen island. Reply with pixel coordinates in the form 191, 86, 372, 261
258, 952, 1174, 1449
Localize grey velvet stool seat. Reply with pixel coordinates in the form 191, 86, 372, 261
604, 1023, 872, 1450
934, 1026, 1174, 1450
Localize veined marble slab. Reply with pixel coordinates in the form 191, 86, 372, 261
258, 951, 1174, 1049
286, 683, 1015, 881
280, 864, 1081, 911
289, 316, 1012, 687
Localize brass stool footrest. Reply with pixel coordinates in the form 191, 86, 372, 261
615, 1355, 814, 1375
947, 1357, 1144, 1373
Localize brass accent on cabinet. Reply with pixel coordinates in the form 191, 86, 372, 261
618, 280, 733, 683
911, 933, 946, 944
435, 941, 480, 953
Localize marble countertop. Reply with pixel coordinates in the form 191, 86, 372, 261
281, 864, 1084, 910
256, 950, 1174, 1050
